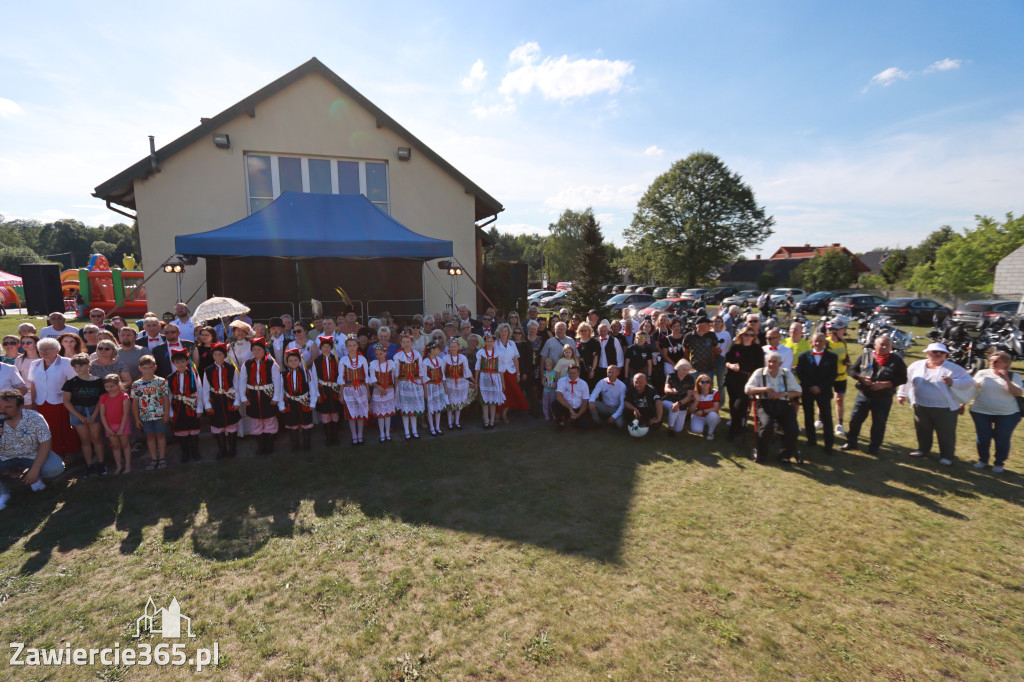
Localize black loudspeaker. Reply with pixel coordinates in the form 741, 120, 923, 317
509, 263, 528, 302
21, 263, 64, 316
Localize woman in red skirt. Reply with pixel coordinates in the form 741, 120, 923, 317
26, 338, 80, 456
493, 323, 529, 423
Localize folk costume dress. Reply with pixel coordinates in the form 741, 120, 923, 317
368, 358, 397, 417
243, 354, 282, 435
280, 364, 319, 429
169, 360, 205, 436
421, 355, 449, 415
314, 351, 344, 416
441, 351, 472, 409
341, 353, 370, 420
202, 361, 241, 433
475, 349, 505, 406
394, 349, 425, 416
495, 338, 530, 411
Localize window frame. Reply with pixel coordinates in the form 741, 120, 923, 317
244, 153, 389, 214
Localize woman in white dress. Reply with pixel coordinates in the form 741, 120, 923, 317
442, 338, 473, 430
393, 332, 425, 439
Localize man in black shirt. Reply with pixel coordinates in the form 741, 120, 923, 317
795, 333, 839, 454
842, 335, 908, 455
683, 316, 718, 376
624, 373, 663, 429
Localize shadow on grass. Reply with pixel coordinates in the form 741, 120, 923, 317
6, 426, 673, 573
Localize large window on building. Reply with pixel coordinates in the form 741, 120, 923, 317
245, 154, 389, 214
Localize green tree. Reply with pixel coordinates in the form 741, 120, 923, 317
625, 152, 774, 286
790, 249, 858, 291
90, 240, 119, 264
565, 213, 611, 317
0, 246, 46, 276
907, 214, 1024, 293
879, 249, 908, 285
756, 265, 777, 291
543, 208, 593, 282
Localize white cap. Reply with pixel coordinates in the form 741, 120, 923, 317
924, 342, 949, 354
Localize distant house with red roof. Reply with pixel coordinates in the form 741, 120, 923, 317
718, 243, 868, 288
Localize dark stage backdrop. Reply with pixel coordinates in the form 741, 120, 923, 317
206, 256, 426, 322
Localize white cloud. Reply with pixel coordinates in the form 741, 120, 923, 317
470, 99, 516, 118
925, 58, 962, 73
499, 42, 634, 101
0, 97, 24, 118
543, 183, 645, 211
493, 222, 549, 236
863, 66, 911, 92
643, 145, 664, 157
461, 59, 487, 91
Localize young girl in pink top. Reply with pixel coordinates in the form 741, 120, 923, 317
98, 373, 131, 474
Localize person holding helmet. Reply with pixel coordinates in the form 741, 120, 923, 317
826, 318, 852, 438
624, 373, 663, 432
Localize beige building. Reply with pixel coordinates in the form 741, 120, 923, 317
93, 58, 502, 320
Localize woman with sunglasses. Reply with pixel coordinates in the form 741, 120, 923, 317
89, 340, 132, 387
968, 351, 1023, 473
689, 373, 721, 440
15, 336, 40, 406
80, 324, 101, 354
2, 335, 20, 366
724, 326, 765, 441
287, 323, 319, 368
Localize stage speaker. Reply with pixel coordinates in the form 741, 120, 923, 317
21, 263, 64, 316
509, 263, 528, 302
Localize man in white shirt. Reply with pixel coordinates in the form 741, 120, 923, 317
763, 329, 794, 370
173, 302, 196, 342
589, 364, 626, 428
745, 351, 803, 464
139, 316, 165, 351
553, 364, 589, 429
0, 364, 27, 396
39, 312, 78, 340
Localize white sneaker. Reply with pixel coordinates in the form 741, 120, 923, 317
0, 493, 10, 511
909, 450, 925, 457
992, 466, 1005, 473
814, 420, 823, 430
939, 458, 953, 466
834, 424, 846, 436
29, 480, 46, 492
706, 433, 715, 441
973, 461, 987, 469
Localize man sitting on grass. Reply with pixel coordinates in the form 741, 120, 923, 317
0, 389, 65, 511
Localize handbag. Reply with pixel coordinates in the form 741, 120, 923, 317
1014, 373, 1024, 415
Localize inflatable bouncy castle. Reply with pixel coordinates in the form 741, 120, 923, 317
64, 254, 148, 316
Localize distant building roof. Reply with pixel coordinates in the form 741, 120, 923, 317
858, 250, 889, 274
720, 257, 806, 284
768, 244, 869, 272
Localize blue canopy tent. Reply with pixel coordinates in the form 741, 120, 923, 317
175, 192, 455, 320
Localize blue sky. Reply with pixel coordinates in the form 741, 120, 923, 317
2, 1, 1022, 258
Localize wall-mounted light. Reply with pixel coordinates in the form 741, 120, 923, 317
212, 133, 231, 149
397, 146, 411, 161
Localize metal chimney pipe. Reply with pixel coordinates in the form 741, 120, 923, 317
149, 135, 161, 173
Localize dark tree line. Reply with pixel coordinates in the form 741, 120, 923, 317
0, 216, 141, 276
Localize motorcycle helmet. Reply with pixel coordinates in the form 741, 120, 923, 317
628, 420, 649, 438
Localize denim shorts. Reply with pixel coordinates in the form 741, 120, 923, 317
70, 405, 97, 426
140, 419, 167, 435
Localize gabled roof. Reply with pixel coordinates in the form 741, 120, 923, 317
768, 244, 869, 272
93, 57, 503, 222
858, 250, 889, 273
720, 258, 806, 283
175, 192, 453, 260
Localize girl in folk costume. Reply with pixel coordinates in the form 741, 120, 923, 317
494, 323, 530, 423
242, 337, 282, 455
421, 341, 449, 436
279, 348, 319, 452
368, 343, 396, 443
393, 331, 425, 440
442, 337, 473, 430
202, 343, 241, 459
475, 330, 505, 429
169, 348, 205, 463
341, 333, 370, 446
313, 335, 343, 446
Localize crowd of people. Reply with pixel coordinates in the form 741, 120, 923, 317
1, 299, 1021, 512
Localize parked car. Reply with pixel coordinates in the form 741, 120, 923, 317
607, 292, 656, 314
874, 298, 951, 326
795, 290, 853, 316
652, 286, 672, 299
704, 287, 738, 305
528, 289, 556, 303
768, 288, 808, 304
538, 291, 569, 308
950, 300, 1021, 328
610, 284, 626, 294
827, 294, 888, 319
555, 281, 575, 291
636, 297, 700, 318
721, 290, 762, 307
682, 288, 710, 299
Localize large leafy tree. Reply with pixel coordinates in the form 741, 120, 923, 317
791, 249, 858, 291
625, 152, 774, 286
565, 212, 612, 317
543, 208, 593, 282
907, 213, 1024, 293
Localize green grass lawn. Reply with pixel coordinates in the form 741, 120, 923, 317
1, 312, 1023, 680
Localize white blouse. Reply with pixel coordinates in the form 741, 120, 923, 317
493, 339, 520, 374
28, 356, 77, 405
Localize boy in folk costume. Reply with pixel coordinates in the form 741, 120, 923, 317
279, 347, 318, 452
341, 333, 370, 446
393, 331, 425, 440
368, 343, 396, 443
442, 337, 473, 430
421, 341, 449, 436
228, 320, 253, 437
168, 348, 205, 463
202, 342, 241, 459
475, 330, 505, 429
313, 335, 343, 446
242, 337, 282, 455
